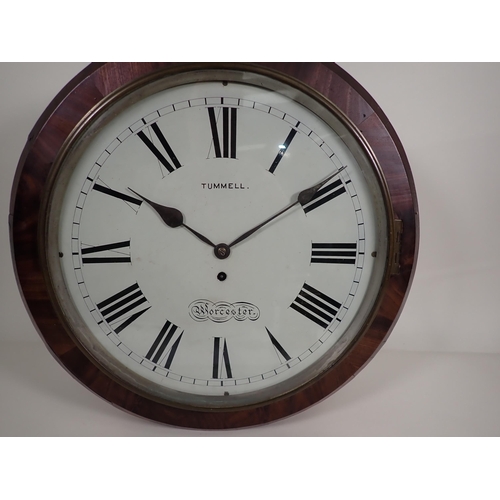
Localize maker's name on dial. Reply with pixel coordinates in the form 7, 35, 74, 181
201, 183, 248, 190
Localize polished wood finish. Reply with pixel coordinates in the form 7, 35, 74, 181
10, 63, 418, 428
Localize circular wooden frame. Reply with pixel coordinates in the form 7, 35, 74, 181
10, 63, 418, 429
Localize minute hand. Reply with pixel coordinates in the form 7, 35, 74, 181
228, 166, 346, 248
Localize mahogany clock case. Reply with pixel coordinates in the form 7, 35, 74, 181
10, 62, 418, 428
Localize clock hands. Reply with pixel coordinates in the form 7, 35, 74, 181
127, 188, 217, 249
128, 166, 346, 259
228, 166, 347, 248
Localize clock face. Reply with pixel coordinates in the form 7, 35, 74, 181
44, 68, 391, 409
11, 62, 418, 427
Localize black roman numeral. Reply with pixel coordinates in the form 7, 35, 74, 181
208, 105, 237, 159
81, 240, 131, 264
290, 283, 341, 329
302, 179, 346, 214
269, 127, 298, 173
145, 320, 183, 369
311, 242, 357, 265
137, 122, 182, 174
96, 283, 150, 334
93, 183, 143, 208
212, 337, 232, 379
266, 327, 291, 362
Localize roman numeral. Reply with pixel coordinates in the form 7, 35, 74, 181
207, 105, 237, 158
81, 240, 131, 264
266, 327, 291, 362
212, 337, 232, 379
137, 122, 182, 174
93, 183, 143, 208
290, 283, 341, 329
311, 242, 357, 265
302, 179, 346, 214
96, 283, 150, 334
269, 127, 298, 173
145, 320, 183, 369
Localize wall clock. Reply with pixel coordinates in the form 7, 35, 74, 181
10, 63, 418, 429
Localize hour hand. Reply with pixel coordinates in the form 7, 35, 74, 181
128, 188, 216, 248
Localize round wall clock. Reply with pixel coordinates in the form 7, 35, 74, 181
10, 63, 418, 428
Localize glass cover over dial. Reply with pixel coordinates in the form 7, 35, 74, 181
45, 69, 390, 409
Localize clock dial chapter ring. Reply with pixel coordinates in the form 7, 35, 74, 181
11, 62, 418, 428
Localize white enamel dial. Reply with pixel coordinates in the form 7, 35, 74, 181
46, 70, 389, 408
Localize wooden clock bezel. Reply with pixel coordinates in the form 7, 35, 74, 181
10, 62, 418, 429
